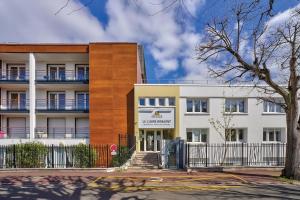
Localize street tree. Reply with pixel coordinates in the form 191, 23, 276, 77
197, 1, 300, 179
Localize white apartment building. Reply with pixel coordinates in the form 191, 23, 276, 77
135, 84, 287, 152
0, 53, 89, 145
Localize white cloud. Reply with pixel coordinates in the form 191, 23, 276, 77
0, 0, 207, 80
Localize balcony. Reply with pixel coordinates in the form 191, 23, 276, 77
0, 70, 29, 83
36, 99, 89, 113
36, 70, 89, 84
0, 127, 30, 139
35, 127, 89, 139
0, 99, 29, 113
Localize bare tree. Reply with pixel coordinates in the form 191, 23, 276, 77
197, 1, 300, 179
209, 102, 235, 165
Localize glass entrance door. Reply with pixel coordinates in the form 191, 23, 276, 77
140, 130, 163, 152
146, 131, 155, 151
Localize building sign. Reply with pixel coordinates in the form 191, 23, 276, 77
138, 108, 175, 128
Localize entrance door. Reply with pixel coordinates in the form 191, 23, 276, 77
146, 131, 155, 151
141, 130, 163, 152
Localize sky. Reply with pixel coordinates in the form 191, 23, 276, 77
0, 0, 299, 83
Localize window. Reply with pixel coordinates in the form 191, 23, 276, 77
149, 98, 156, 106
168, 97, 175, 106
48, 65, 65, 80
76, 92, 89, 110
76, 65, 89, 80
186, 98, 208, 113
225, 129, 246, 142
48, 92, 65, 110
7, 64, 26, 80
139, 98, 145, 106
263, 100, 284, 113
225, 99, 246, 113
8, 92, 26, 109
263, 128, 282, 142
158, 98, 165, 106
187, 129, 208, 142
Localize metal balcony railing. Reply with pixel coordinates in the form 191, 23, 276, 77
36, 99, 89, 111
0, 99, 30, 111
35, 127, 89, 139
0, 127, 30, 139
36, 70, 89, 82
0, 70, 29, 81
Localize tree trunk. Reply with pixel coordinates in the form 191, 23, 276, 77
282, 96, 300, 180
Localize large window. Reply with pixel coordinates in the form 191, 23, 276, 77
8, 64, 26, 80
263, 100, 284, 113
48, 65, 65, 80
187, 129, 208, 143
8, 92, 27, 109
225, 129, 246, 142
263, 128, 282, 142
48, 92, 65, 110
225, 99, 246, 113
76, 92, 89, 110
186, 98, 208, 113
76, 65, 89, 80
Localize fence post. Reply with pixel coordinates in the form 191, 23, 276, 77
51, 144, 54, 168
13, 144, 16, 168
205, 142, 208, 167
106, 144, 109, 168
88, 144, 91, 168
241, 143, 244, 166
118, 134, 121, 167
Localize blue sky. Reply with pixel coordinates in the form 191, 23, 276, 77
0, 0, 299, 82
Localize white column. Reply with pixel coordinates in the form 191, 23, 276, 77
29, 53, 36, 140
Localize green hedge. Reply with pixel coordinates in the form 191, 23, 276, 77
6, 142, 48, 168
73, 144, 97, 168
112, 146, 131, 167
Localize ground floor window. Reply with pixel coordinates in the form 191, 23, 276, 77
263, 128, 282, 142
225, 128, 246, 143
187, 129, 208, 143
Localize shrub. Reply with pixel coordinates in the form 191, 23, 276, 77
112, 146, 131, 167
6, 142, 48, 168
73, 144, 97, 168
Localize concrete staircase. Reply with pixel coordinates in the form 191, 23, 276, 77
130, 152, 160, 169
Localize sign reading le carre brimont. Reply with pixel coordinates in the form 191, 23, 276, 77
138, 108, 175, 129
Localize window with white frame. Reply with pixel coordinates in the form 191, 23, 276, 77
187, 129, 208, 142
263, 100, 284, 113
138, 97, 175, 107
186, 98, 208, 113
225, 129, 246, 142
139, 98, 145, 106
263, 128, 282, 142
225, 99, 246, 113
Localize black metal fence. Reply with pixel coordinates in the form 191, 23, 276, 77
186, 143, 286, 167
0, 134, 132, 168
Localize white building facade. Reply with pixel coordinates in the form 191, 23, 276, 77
180, 85, 286, 144
0, 53, 89, 145
135, 84, 288, 152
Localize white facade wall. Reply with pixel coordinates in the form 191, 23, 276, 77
180, 85, 287, 143
0, 53, 89, 145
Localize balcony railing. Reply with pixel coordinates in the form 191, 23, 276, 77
36, 99, 89, 112
35, 127, 89, 139
0, 127, 30, 139
0, 99, 30, 111
36, 70, 89, 82
0, 70, 29, 82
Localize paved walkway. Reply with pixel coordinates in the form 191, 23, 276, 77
0, 169, 299, 199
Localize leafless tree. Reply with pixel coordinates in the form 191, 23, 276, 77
197, 1, 300, 179
209, 102, 235, 165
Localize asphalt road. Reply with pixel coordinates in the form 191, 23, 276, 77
0, 170, 299, 200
